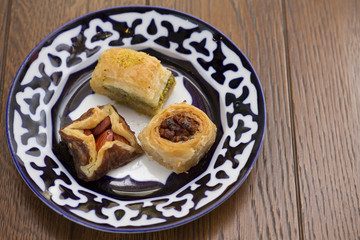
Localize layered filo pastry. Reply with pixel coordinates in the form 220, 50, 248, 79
138, 102, 217, 174
59, 104, 142, 181
90, 48, 176, 116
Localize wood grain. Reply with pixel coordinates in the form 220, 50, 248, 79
0, 0, 10, 99
285, 0, 360, 239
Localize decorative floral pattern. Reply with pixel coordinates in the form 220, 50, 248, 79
6, 7, 265, 232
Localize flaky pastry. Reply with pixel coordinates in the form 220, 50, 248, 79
59, 104, 142, 181
90, 48, 175, 116
138, 102, 217, 173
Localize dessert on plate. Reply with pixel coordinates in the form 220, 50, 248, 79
90, 48, 175, 116
59, 104, 142, 181
138, 102, 217, 173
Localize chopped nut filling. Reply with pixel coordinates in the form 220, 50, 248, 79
159, 114, 199, 142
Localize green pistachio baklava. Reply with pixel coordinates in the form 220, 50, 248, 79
90, 48, 176, 116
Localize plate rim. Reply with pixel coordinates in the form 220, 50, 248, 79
5, 5, 266, 233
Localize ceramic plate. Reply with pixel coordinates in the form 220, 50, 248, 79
6, 6, 265, 232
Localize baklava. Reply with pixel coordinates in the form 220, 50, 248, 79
90, 48, 175, 116
138, 102, 217, 173
59, 104, 142, 181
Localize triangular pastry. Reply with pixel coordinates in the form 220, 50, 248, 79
59, 104, 142, 181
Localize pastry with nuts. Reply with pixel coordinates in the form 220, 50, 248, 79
59, 104, 142, 181
138, 102, 217, 173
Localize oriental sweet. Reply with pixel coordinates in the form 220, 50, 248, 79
59, 104, 142, 181
138, 102, 217, 173
90, 48, 176, 116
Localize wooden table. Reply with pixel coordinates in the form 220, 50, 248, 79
1, 0, 359, 239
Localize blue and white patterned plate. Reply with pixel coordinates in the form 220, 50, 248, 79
6, 6, 265, 232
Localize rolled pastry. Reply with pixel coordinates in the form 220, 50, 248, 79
90, 48, 176, 116
138, 102, 217, 173
59, 104, 142, 181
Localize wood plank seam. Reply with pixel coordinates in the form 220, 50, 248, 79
281, 0, 304, 239
0, 0, 12, 102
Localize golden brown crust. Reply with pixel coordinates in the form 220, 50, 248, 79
59, 104, 142, 181
90, 48, 175, 116
138, 102, 217, 173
